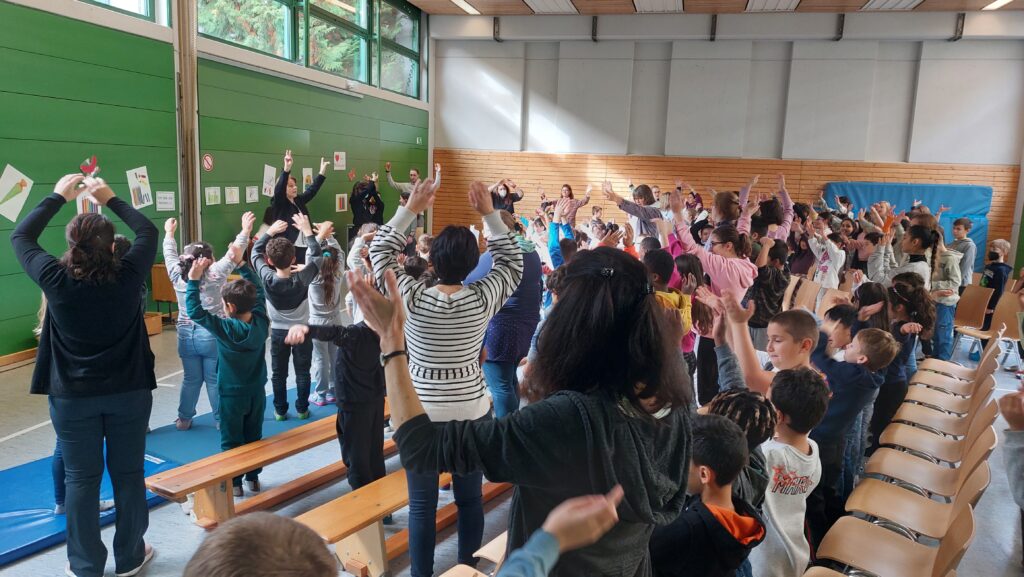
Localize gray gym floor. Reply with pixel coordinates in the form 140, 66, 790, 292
0, 329, 1016, 576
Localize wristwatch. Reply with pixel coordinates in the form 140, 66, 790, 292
380, 349, 408, 367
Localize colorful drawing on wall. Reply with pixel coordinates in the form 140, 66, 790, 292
245, 186, 259, 203
79, 155, 99, 177
333, 152, 346, 171
205, 186, 221, 206
347, 169, 356, 182
156, 191, 175, 212
126, 166, 153, 209
225, 186, 240, 205
336, 194, 348, 212
303, 168, 313, 187
76, 193, 101, 215
262, 164, 276, 197
0, 164, 33, 222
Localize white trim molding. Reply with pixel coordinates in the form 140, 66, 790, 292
5, 0, 174, 43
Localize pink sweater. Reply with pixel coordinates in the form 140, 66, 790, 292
671, 226, 758, 297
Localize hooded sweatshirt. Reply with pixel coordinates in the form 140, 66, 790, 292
649, 494, 767, 577
394, 390, 692, 577
809, 331, 884, 445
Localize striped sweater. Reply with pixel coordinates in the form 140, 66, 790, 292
370, 206, 524, 422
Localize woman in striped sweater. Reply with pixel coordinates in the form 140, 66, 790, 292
370, 179, 524, 577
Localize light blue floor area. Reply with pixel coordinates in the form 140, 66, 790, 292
0, 328, 1017, 576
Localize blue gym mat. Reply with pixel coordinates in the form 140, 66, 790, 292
144, 388, 338, 464
0, 453, 178, 566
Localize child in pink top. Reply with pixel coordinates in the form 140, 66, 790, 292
737, 174, 795, 243
671, 189, 758, 297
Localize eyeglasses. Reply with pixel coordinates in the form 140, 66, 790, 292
710, 241, 726, 246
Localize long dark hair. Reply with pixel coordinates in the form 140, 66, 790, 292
178, 241, 213, 279
905, 224, 940, 278
675, 254, 713, 335
890, 274, 936, 332
711, 224, 752, 259
61, 213, 119, 284
853, 282, 890, 331
318, 244, 342, 304
529, 248, 691, 413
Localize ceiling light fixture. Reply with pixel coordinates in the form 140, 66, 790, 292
983, 0, 1013, 9
450, 0, 481, 14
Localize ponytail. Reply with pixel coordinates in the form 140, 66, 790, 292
178, 242, 214, 280
318, 244, 342, 304
929, 230, 940, 279
712, 225, 751, 259
889, 281, 936, 333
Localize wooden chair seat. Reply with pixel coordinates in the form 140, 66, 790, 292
864, 427, 996, 498
802, 568, 847, 577
816, 507, 974, 577
916, 359, 976, 381
474, 531, 508, 566
439, 566, 487, 577
904, 384, 981, 416
892, 404, 972, 437
845, 464, 989, 541
879, 400, 998, 464
909, 371, 975, 397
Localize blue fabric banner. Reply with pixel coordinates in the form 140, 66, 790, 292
824, 181, 993, 271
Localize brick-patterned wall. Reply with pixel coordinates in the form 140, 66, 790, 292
431, 149, 1020, 246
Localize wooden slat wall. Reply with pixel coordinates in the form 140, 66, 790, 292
431, 149, 1020, 245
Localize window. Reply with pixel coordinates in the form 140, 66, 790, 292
375, 0, 420, 98
81, 0, 170, 23
313, 0, 368, 28
308, 14, 368, 82
198, 0, 292, 59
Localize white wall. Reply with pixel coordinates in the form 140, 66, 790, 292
434, 35, 1024, 165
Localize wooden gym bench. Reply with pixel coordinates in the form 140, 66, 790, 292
297, 470, 512, 577
145, 402, 394, 528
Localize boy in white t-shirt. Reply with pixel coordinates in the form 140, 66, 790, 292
807, 217, 845, 289
750, 367, 830, 577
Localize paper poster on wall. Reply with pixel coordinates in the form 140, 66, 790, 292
302, 168, 313, 187
76, 193, 101, 215
335, 194, 348, 212
156, 191, 175, 212
225, 186, 240, 205
0, 164, 33, 222
245, 186, 259, 203
126, 166, 153, 209
205, 186, 221, 206
262, 165, 276, 197
333, 152, 346, 171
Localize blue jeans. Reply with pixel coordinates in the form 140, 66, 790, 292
482, 360, 520, 417
311, 337, 337, 398
406, 469, 484, 577
933, 303, 956, 361
50, 389, 152, 577
53, 439, 65, 506
177, 323, 220, 421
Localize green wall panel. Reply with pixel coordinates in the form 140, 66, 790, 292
0, 4, 177, 357
197, 58, 429, 256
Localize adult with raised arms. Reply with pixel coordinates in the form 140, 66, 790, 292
267, 149, 328, 263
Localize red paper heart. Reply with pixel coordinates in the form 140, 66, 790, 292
347, 169, 356, 181
80, 155, 98, 176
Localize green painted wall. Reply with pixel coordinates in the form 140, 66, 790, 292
0, 2, 178, 357
197, 59, 429, 253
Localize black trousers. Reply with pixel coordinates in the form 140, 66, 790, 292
337, 398, 386, 491
270, 329, 313, 416
805, 439, 845, 552
867, 380, 908, 456
696, 337, 719, 406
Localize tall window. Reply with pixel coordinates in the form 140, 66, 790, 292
195, 0, 422, 98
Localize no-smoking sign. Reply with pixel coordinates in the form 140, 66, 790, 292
202, 153, 214, 172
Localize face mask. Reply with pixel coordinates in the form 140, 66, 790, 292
498, 188, 508, 197
988, 251, 1001, 261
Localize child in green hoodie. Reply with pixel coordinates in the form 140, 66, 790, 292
186, 213, 270, 497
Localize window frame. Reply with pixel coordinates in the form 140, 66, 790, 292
197, 0, 297, 62
79, 0, 156, 22
375, 0, 421, 99
306, 0, 373, 83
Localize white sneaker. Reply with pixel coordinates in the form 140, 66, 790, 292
54, 504, 66, 515
115, 542, 155, 577
65, 562, 79, 577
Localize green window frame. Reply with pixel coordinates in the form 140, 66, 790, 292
304, 0, 373, 83
198, 0, 296, 61
78, 0, 158, 22
375, 0, 421, 99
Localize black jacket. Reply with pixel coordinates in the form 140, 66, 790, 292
269, 170, 324, 244
352, 181, 384, 229
810, 330, 884, 444
395, 391, 692, 577
307, 322, 383, 405
13, 194, 158, 397
649, 494, 767, 577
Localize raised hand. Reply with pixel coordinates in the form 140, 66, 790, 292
285, 324, 309, 345
226, 242, 244, 265
777, 173, 786, 192
622, 222, 635, 247
468, 181, 494, 216
347, 268, 405, 349
694, 286, 721, 314
284, 149, 293, 172
319, 157, 329, 175
407, 179, 437, 215
901, 322, 923, 335
188, 256, 212, 281
385, 161, 391, 172
998, 388, 1024, 431
600, 229, 624, 248
857, 301, 884, 322
315, 221, 335, 241
241, 211, 256, 236
292, 212, 313, 236
434, 163, 441, 174
542, 486, 624, 553
82, 176, 114, 205
267, 220, 289, 237
54, 173, 86, 202
585, 184, 593, 196
721, 289, 754, 324
164, 218, 178, 236
668, 189, 685, 218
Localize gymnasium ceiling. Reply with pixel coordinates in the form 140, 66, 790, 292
409, 0, 1024, 14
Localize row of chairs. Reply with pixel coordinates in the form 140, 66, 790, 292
804, 326, 1005, 577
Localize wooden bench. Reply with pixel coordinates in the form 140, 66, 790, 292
145, 401, 393, 528
440, 532, 508, 577
297, 470, 512, 577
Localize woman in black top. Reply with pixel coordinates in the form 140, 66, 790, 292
350, 174, 384, 244
12, 174, 158, 577
348, 244, 693, 577
267, 149, 328, 263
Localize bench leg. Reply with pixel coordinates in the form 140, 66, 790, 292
192, 482, 236, 528
338, 521, 387, 577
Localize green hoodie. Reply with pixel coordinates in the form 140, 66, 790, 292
186, 265, 269, 396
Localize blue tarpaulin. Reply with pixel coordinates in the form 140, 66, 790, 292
824, 181, 993, 271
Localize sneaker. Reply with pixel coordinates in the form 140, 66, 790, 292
65, 562, 79, 577
325, 392, 337, 404
245, 479, 261, 493
274, 412, 288, 421
99, 499, 115, 512
54, 504, 65, 515
309, 394, 328, 407
175, 418, 192, 431
114, 542, 155, 577
233, 485, 243, 497
382, 514, 395, 526
297, 411, 310, 420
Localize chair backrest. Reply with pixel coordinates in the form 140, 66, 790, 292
965, 380, 994, 417
793, 279, 822, 312
992, 293, 1021, 341
931, 499, 976, 577
972, 351, 1000, 383
816, 289, 851, 317
953, 462, 991, 510
955, 425, 997, 486
963, 399, 999, 446
954, 285, 995, 330
782, 276, 801, 312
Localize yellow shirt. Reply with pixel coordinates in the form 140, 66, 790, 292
655, 288, 693, 337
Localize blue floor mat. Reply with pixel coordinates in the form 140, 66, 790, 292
0, 454, 178, 566
144, 388, 337, 465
